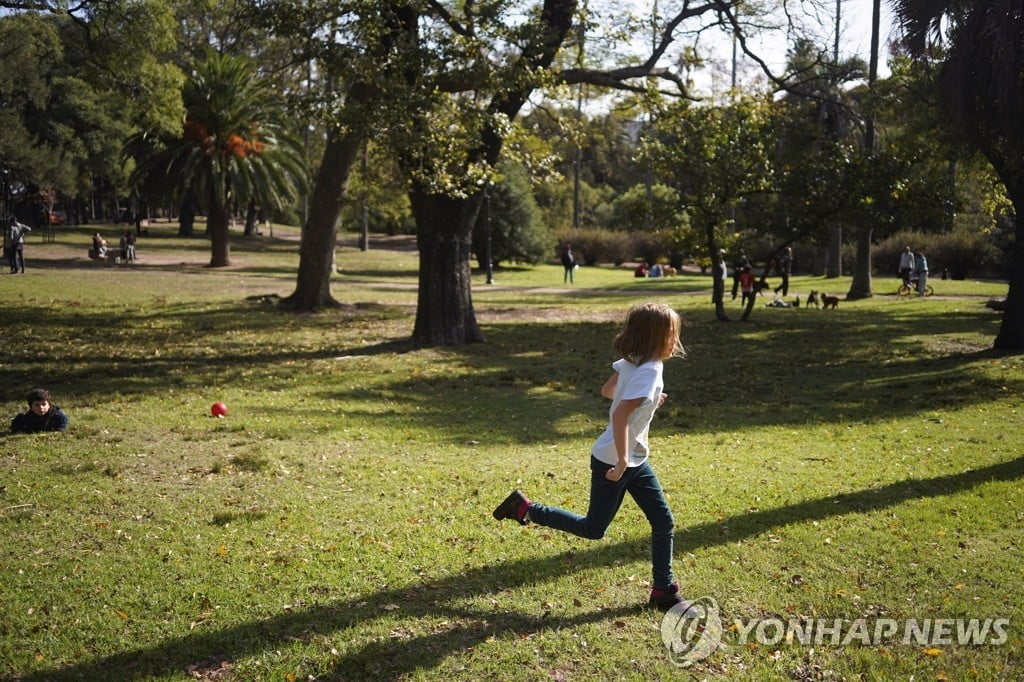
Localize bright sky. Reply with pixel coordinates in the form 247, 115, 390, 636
619, 0, 897, 96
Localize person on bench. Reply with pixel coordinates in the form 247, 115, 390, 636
92, 232, 108, 258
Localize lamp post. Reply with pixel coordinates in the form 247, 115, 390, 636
485, 184, 494, 284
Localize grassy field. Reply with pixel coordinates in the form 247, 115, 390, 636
1, 223, 1021, 681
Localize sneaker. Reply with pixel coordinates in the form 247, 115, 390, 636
648, 582, 684, 611
493, 489, 530, 525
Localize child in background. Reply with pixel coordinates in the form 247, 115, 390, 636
494, 302, 687, 610
10, 388, 69, 433
739, 265, 756, 306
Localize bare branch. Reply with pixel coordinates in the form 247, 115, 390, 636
426, 0, 472, 38
557, 64, 694, 99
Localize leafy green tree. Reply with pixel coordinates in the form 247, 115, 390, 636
340, 143, 412, 237
889, 0, 1024, 348
772, 38, 866, 277
259, 0, 828, 344
131, 51, 307, 266
1, 3, 183, 220
472, 160, 549, 269
0, 13, 69, 211
642, 96, 778, 320
609, 183, 695, 265
609, 184, 682, 233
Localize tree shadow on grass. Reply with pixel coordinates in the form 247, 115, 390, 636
1, 301, 1017, 446
15, 455, 1023, 681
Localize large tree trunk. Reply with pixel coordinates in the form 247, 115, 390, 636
244, 201, 258, 236
281, 126, 366, 310
827, 224, 842, 278
994, 182, 1024, 350
178, 191, 196, 236
846, 0, 880, 301
207, 203, 231, 267
846, 228, 873, 300
411, 189, 484, 345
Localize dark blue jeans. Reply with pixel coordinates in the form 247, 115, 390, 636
528, 457, 675, 589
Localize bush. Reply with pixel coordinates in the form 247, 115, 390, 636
556, 229, 632, 266
874, 229, 1003, 279
473, 160, 550, 268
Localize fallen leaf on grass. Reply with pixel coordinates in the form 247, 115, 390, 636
922, 648, 943, 656
190, 612, 212, 630
185, 657, 234, 680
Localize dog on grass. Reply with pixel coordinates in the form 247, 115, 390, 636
807, 291, 820, 309
821, 292, 840, 309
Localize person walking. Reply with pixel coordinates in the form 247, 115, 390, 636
774, 246, 792, 297
6, 216, 30, 274
561, 243, 576, 284
915, 251, 929, 296
739, 265, 756, 306
493, 302, 687, 611
731, 250, 750, 300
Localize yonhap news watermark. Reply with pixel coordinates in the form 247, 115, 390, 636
661, 597, 1010, 665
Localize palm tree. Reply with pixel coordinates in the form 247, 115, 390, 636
890, 0, 1024, 348
132, 51, 307, 267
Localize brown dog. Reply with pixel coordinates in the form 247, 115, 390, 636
821, 293, 840, 309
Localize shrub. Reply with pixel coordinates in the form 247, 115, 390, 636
556, 229, 632, 266
874, 229, 1003, 279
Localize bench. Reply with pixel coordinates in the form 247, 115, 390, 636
88, 247, 124, 262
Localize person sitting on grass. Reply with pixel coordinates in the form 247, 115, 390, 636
10, 388, 69, 433
493, 302, 687, 611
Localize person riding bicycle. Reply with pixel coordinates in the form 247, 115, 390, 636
898, 246, 915, 286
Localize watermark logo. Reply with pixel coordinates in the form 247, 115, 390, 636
661, 597, 1009, 666
660, 597, 724, 665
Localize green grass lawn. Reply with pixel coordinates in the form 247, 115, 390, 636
1, 223, 1021, 681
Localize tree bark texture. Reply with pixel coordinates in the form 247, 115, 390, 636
411, 189, 485, 345
827, 224, 842, 278
281, 127, 365, 310
994, 186, 1024, 350
207, 203, 230, 267
846, 228, 873, 300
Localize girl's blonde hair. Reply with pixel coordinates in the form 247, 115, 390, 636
613, 302, 685, 364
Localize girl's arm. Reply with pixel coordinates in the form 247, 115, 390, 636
600, 372, 618, 399
606, 396, 644, 481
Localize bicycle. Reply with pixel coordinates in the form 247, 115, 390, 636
897, 275, 933, 297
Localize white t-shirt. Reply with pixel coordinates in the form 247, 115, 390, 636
591, 358, 664, 467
